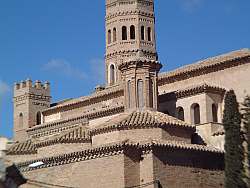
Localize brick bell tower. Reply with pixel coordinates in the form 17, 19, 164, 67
110, 0, 162, 112
13, 79, 51, 141
105, 0, 158, 86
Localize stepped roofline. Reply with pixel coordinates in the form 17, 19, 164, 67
14, 139, 223, 172
26, 49, 249, 117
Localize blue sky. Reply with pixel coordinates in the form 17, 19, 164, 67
0, 0, 249, 139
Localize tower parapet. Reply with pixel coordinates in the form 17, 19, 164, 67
105, 0, 158, 86
13, 79, 51, 142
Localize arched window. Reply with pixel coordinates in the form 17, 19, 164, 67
177, 107, 185, 121
191, 103, 200, 125
108, 29, 111, 44
122, 26, 127, 40
110, 64, 115, 85
147, 27, 152, 41
130, 25, 135, 40
212, 104, 218, 123
36, 112, 42, 125
19, 113, 23, 128
137, 79, 144, 108
141, 26, 145, 40
113, 28, 117, 42
127, 80, 131, 108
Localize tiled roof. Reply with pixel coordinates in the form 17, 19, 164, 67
149, 139, 223, 154
8, 127, 91, 155
91, 110, 195, 135
16, 139, 223, 172
43, 84, 123, 113
28, 105, 124, 139
175, 83, 226, 99
159, 49, 250, 85
7, 140, 37, 155
59, 126, 90, 142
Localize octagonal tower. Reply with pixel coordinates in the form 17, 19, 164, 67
105, 0, 158, 86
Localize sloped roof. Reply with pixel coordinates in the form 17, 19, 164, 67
175, 83, 226, 99
91, 110, 195, 135
149, 139, 222, 153
8, 126, 91, 155
7, 140, 37, 155
43, 84, 123, 114
16, 139, 223, 172
58, 126, 90, 142
159, 48, 250, 85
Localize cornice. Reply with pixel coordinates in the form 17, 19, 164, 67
16, 140, 223, 172
90, 111, 195, 137
28, 106, 125, 139
118, 59, 162, 71
175, 83, 226, 99
43, 85, 124, 114
13, 93, 51, 103
159, 49, 250, 86
105, 49, 157, 59
106, 10, 154, 21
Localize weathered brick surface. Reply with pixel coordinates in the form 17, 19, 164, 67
153, 149, 224, 188
37, 143, 91, 158
21, 154, 126, 188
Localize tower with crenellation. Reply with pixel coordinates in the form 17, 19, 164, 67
105, 0, 158, 86
13, 79, 51, 141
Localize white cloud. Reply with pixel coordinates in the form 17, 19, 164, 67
43, 59, 87, 80
180, 0, 204, 12
0, 80, 10, 97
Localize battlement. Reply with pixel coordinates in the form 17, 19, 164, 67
14, 79, 50, 91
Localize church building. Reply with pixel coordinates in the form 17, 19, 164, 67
6, 0, 250, 187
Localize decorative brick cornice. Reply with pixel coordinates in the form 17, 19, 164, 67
7, 127, 91, 155
106, 0, 154, 8
118, 59, 162, 71
27, 105, 124, 139
175, 83, 226, 99
43, 85, 124, 114
90, 111, 195, 136
13, 93, 51, 103
16, 140, 223, 172
7, 140, 37, 155
36, 127, 91, 148
105, 49, 157, 59
106, 10, 154, 21
159, 49, 250, 86
27, 117, 88, 139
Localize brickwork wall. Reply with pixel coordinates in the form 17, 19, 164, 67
153, 149, 224, 188
60, 97, 124, 120
124, 150, 140, 188
7, 154, 38, 164
37, 143, 91, 158
139, 153, 156, 188
21, 154, 126, 188
92, 128, 192, 147
162, 127, 192, 143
